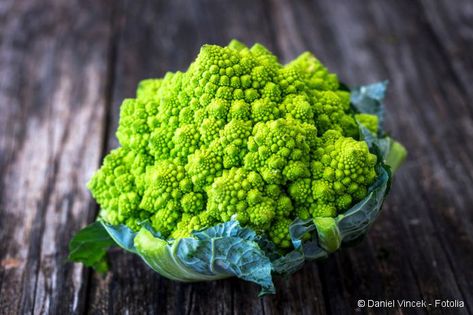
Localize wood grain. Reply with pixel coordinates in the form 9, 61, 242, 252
0, 0, 113, 313
0, 0, 472, 314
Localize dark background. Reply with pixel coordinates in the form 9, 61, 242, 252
1, 0, 472, 314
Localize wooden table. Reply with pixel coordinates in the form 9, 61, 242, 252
1, 0, 472, 314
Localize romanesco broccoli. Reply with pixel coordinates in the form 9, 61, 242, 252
88, 40, 379, 251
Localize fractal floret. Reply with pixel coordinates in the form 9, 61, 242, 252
70, 40, 406, 294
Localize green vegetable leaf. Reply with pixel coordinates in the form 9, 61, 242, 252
68, 221, 115, 273
288, 218, 316, 249
337, 162, 390, 243
271, 251, 306, 275
90, 219, 275, 295
359, 125, 407, 173
313, 217, 341, 253
384, 139, 407, 173
180, 220, 274, 295
102, 222, 138, 253
351, 81, 388, 133
134, 229, 207, 282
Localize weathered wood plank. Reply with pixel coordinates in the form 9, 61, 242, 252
365, 1, 473, 312
0, 0, 113, 314
419, 0, 473, 102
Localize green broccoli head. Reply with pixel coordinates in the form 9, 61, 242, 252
88, 40, 378, 251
